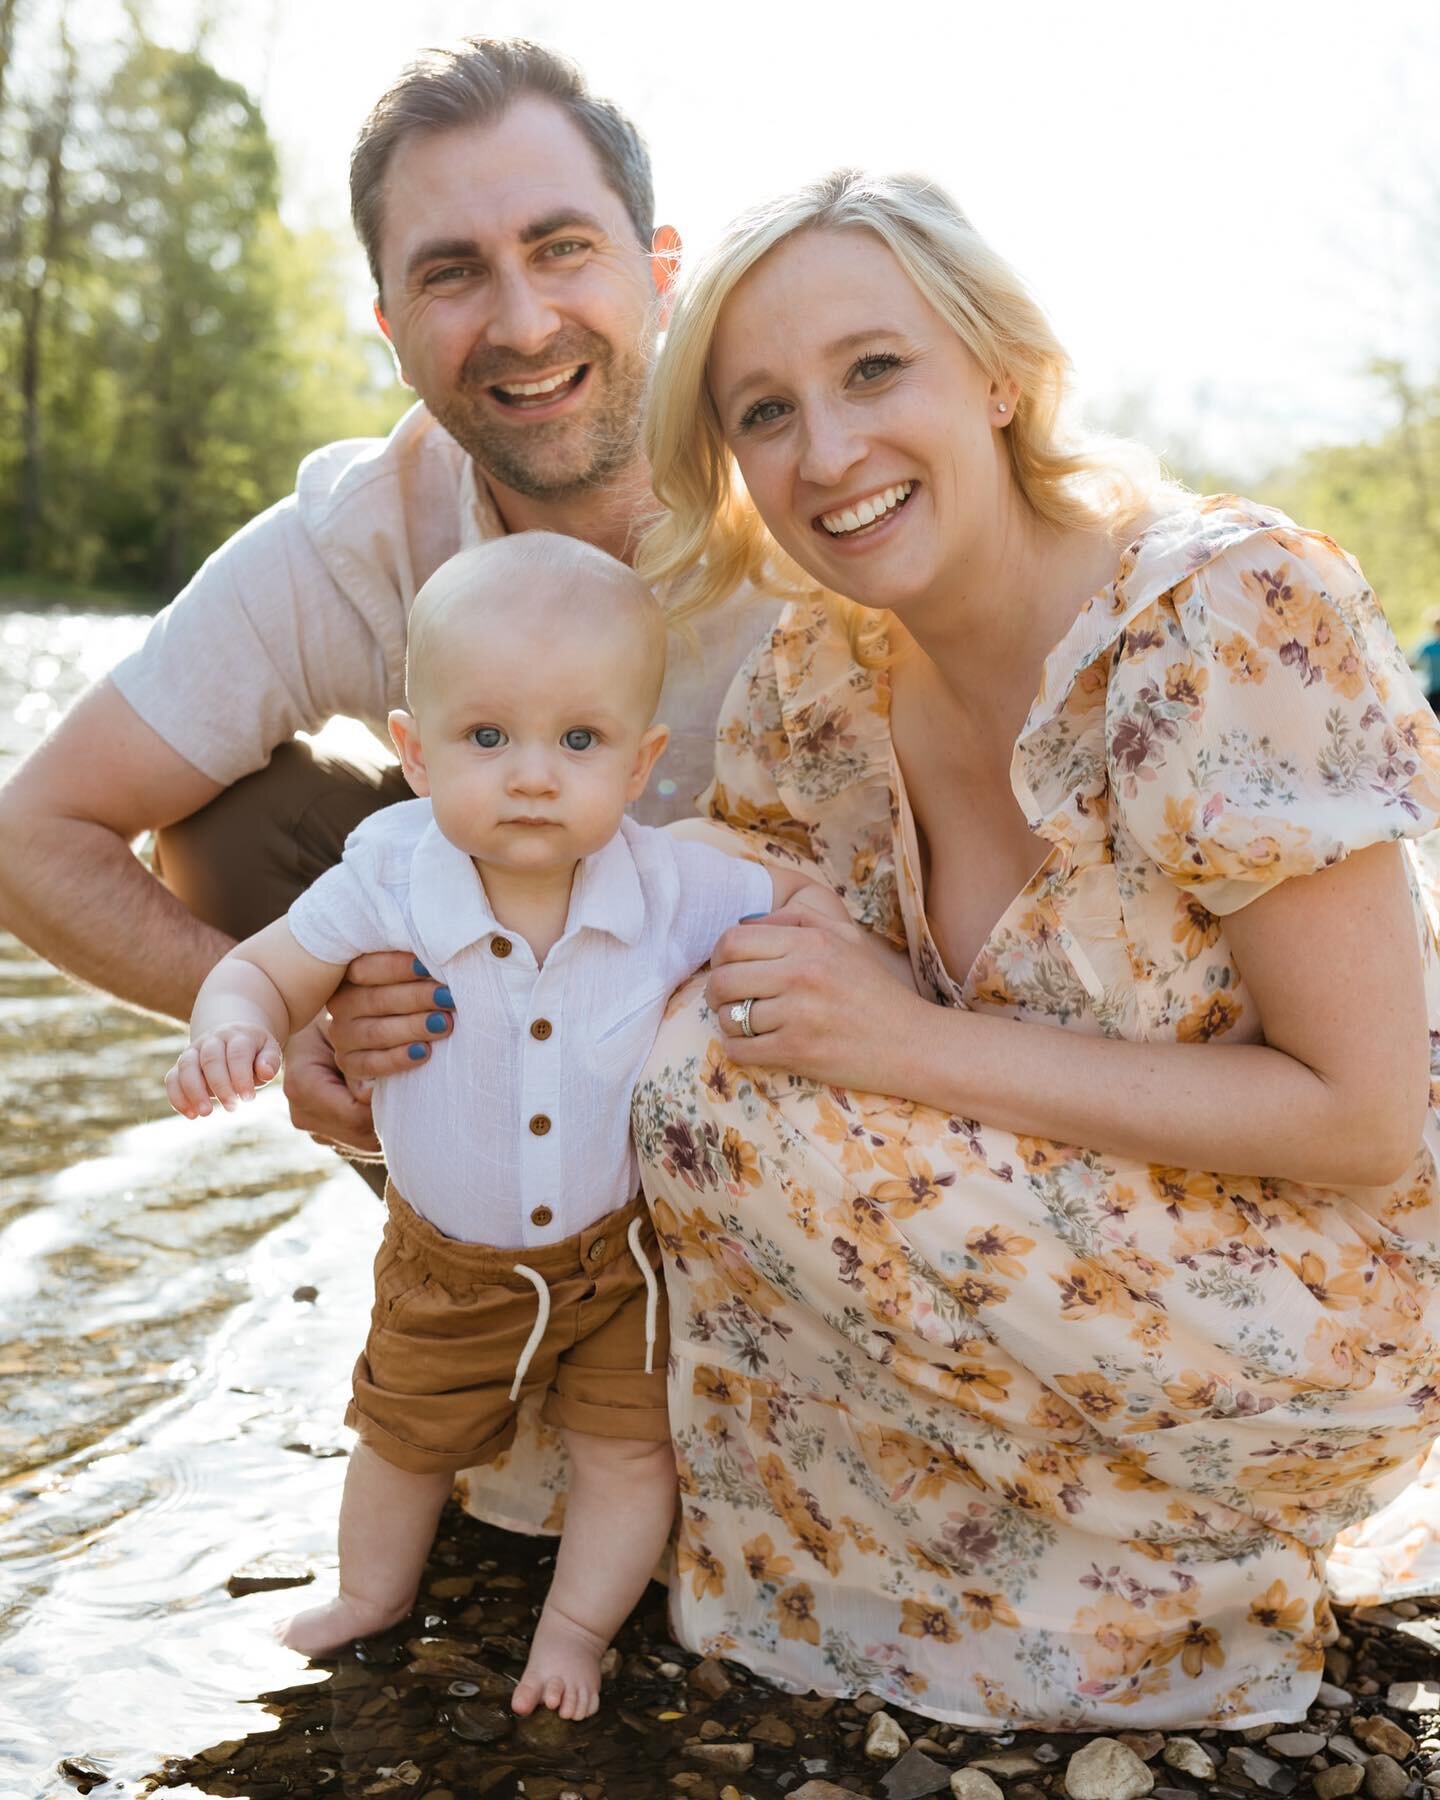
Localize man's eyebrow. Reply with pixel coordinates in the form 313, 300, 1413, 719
405, 237, 483, 279
719, 328, 907, 411
518, 209, 609, 245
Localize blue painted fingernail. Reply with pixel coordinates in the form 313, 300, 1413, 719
407, 1042, 429, 1060
412, 958, 430, 977
433, 986, 453, 1008
426, 1012, 447, 1033
740, 912, 768, 922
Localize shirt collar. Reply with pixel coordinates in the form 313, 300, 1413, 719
406, 811, 647, 968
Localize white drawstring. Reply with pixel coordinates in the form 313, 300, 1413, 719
627, 1214, 659, 1375
507, 1216, 658, 1399
508, 1264, 550, 1401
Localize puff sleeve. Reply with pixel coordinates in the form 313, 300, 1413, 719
1107, 526, 1440, 914
699, 633, 816, 860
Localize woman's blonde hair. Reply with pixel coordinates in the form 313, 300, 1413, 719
640, 169, 1158, 663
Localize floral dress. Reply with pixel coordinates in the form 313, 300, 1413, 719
463, 497, 1440, 1728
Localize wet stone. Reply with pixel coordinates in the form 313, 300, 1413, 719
1389, 1680, 1440, 1712
1331, 1738, 1371, 1766
790, 1784, 870, 1799
1065, 1737, 1156, 1800
292, 1284, 319, 1302
968, 1750, 1042, 1778
1354, 1717, 1418, 1760
225, 1553, 316, 1596
513, 1708, 578, 1752
750, 1712, 797, 1747
1222, 1745, 1295, 1791
688, 1657, 733, 1698
1321, 1683, 1360, 1710
1362, 1754, 1409, 1800
949, 1774, 1004, 1800
684, 1742, 754, 1772
855, 1692, 891, 1715
1119, 1733, 1166, 1762
446, 1700, 510, 1744
1267, 1731, 1327, 1759
1314, 1772, 1365, 1800
1162, 1736, 1216, 1778
426, 1575, 474, 1599
866, 1712, 911, 1760
880, 1747, 952, 1797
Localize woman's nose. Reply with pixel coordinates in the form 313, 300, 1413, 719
798, 408, 866, 489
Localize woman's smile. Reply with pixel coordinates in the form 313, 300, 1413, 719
815, 479, 917, 544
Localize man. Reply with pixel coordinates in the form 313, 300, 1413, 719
0, 38, 770, 1154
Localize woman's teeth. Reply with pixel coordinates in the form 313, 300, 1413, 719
494, 366, 583, 399
820, 482, 913, 536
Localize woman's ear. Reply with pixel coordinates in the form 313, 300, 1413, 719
388, 709, 430, 796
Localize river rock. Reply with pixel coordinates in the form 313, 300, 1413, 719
881, 1749, 951, 1798
447, 1701, 509, 1744
1328, 1736, 1369, 1765
968, 1751, 1041, 1778
789, 1784, 868, 1800
855, 1692, 890, 1714
1388, 1680, 1440, 1712
1313, 1770, 1364, 1800
1222, 1745, 1295, 1791
1318, 1682, 1357, 1709
1361, 1755, 1408, 1800
689, 1657, 733, 1698
1064, 1736, 1155, 1799
225, 1553, 315, 1596
1352, 1716, 1416, 1759
950, 1775, 1004, 1800
1118, 1733, 1165, 1761
865, 1713, 911, 1760
750, 1712, 797, 1747
1161, 1736, 1214, 1779
1266, 1731, 1327, 1759
685, 1742, 755, 1772
512, 1709, 574, 1752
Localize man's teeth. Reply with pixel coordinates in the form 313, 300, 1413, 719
495, 366, 582, 398
820, 482, 913, 536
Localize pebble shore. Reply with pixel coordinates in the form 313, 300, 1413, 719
133, 1506, 1440, 1800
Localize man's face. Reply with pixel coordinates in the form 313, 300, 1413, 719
374, 98, 673, 502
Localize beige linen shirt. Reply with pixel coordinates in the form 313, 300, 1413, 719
109, 404, 776, 824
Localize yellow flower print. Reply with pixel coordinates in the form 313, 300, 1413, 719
1171, 893, 1223, 957
1216, 632, 1267, 683
871, 1148, 954, 1219
1248, 1579, 1307, 1634
1157, 1620, 1225, 1679
1129, 1311, 1171, 1351
757, 1453, 844, 1574
1153, 793, 1210, 882
900, 1598, 959, 1642
742, 1533, 795, 1583
840, 1515, 881, 1555
720, 1125, 762, 1190
786, 1182, 822, 1238
1104, 1450, 1166, 1491
775, 1582, 821, 1644
676, 1530, 726, 1601
937, 1358, 1014, 1412
700, 1039, 735, 1104
1015, 1136, 1075, 1172
1284, 1248, 1372, 1311
1163, 661, 1210, 712
693, 1364, 747, 1407
1055, 1370, 1126, 1420
965, 1224, 1036, 1280
959, 1587, 1020, 1631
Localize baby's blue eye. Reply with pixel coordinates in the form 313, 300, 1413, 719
472, 726, 506, 748
563, 728, 596, 751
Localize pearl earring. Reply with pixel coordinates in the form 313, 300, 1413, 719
996, 402, 1008, 415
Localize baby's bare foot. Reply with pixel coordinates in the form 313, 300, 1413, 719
510, 1607, 608, 1721
277, 1594, 409, 1658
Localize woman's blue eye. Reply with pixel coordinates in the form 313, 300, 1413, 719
472, 726, 506, 748
563, 728, 596, 751
854, 352, 903, 382
738, 398, 788, 433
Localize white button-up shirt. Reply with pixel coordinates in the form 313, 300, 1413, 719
288, 801, 771, 1248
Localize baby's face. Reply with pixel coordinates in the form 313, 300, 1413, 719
400, 613, 664, 875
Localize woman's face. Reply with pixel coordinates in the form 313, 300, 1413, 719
708, 228, 1013, 617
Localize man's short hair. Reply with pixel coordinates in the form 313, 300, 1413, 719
351, 37, 656, 293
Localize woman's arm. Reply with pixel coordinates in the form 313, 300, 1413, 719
709, 843, 1430, 1187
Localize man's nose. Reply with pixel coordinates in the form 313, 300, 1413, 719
487, 267, 562, 358
798, 406, 866, 489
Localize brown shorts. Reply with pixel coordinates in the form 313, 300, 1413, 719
346, 1186, 671, 1475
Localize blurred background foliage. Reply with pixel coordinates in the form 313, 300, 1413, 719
1, 3, 1436, 641
0, 2, 404, 601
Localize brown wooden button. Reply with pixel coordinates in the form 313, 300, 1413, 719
528, 1113, 552, 1136
530, 1205, 553, 1227
490, 935, 513, 958
530, 1018, 553, 1040
587, 1237, 606, 1262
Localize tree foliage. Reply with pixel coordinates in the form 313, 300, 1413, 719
0, 12, 404, 597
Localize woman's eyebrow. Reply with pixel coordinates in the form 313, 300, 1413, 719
718, 328, 907, 412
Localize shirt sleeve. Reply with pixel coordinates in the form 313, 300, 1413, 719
699, 634, 817, 858
662, 839, 775, 982
1108, 525, 1440, 915
286, 855, 397, 966
108, 494, 392, 785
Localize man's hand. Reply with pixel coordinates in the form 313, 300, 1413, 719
167, 1024, 281, 1118
327, 951, 455, 1081
282, 1018, 382, 1155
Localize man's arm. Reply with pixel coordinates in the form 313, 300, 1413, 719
0, 677, 233, 1020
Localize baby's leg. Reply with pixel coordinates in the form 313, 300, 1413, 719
280, 1443, 453, 1656
511, 1432, 677, 1719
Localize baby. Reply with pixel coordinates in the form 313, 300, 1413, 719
165, 533, 846, 1720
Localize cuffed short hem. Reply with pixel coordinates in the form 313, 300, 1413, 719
541, 1391, 673, 1442
345, 1399, 519, 1475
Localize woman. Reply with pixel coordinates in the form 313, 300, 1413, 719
618, 170, 1440, 1728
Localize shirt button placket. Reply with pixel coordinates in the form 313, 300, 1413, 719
523, 966, 559, 1245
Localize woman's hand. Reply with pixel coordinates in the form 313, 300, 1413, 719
327, 951, 455, 1082
706, 907, 922, 1090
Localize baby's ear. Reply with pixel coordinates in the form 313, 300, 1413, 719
388, 710, 430, 797
626, 723, 671, 800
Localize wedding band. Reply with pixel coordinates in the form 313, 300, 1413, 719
728, 998, 757, 1039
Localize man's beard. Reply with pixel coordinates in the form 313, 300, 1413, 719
428, 325, 652, 502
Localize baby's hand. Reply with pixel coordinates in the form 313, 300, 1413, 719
165, 1026, 283, 1118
